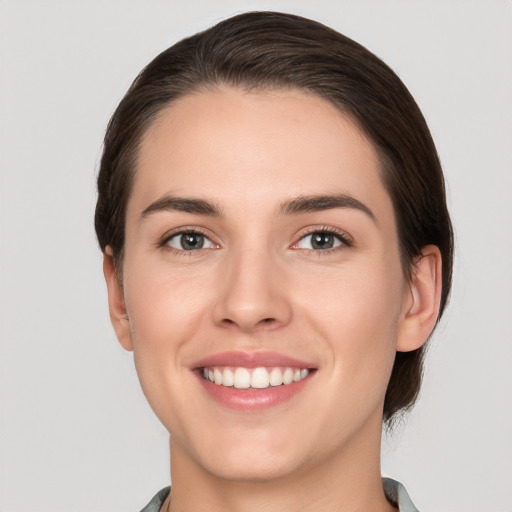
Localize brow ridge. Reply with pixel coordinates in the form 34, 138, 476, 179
140, 193, 375, 223
279, 194, 376, 222
140, 195, 222, 219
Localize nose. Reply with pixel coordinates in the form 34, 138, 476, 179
212, 247, 293, 333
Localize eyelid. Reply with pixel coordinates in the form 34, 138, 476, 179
158, 226, 220, 252
291, 225, 353, 250
156, 225, 352, 253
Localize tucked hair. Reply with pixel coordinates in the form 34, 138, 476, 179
95, 11, 453, 423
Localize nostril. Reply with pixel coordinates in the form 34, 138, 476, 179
220, 316, 276, 330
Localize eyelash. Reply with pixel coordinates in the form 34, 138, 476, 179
293, 226, 353, 252
158, 226, 353, 256
158, 227, 217, 256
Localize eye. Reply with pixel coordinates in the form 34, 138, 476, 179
165, 231, 216, 251
295, 231, 349, 251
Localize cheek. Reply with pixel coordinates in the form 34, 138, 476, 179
298, 260, 404, 379
120, 262, 215, 425
124, 264, 212, 350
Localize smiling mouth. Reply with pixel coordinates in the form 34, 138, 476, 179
201, 366, 311, 390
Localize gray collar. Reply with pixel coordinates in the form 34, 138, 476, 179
383, 478, 420, 512
140, 478, 419, 512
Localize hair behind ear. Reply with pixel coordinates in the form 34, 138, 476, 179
384, 245, 443, 424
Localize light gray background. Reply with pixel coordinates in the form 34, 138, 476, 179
1, 1, 511, 511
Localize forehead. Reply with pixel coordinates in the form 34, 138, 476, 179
131, 86, 392, 222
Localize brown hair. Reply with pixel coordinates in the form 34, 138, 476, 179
95, 11, 453, 423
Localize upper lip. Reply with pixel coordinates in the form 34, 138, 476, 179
191, 351, 316, 369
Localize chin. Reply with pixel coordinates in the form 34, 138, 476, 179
176, 423, 313, 484
203, 448, 306, 483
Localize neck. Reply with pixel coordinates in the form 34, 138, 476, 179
165, 417, 396, 512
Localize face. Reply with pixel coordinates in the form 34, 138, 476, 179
107, 87, 418, 482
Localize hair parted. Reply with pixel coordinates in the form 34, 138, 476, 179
95, 11, 453, 423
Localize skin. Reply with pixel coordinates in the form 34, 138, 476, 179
104, 87, 442, 512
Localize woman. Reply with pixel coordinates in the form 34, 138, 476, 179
95, 11, 453, 512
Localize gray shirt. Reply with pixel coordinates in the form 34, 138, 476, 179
139, 478, 419, 512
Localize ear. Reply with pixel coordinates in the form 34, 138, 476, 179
103, 247, 133, 351
397, 245, 443, 352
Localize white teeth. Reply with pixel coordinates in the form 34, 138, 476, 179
223, 368, 234, 386
283, 368, 294, 385
251, 367, 270, 389
233, 367, 251, 389
203, 366, 311, 389
269, 367, 283, 386
214, 368, 223, 385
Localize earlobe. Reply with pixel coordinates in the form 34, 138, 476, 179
103, 247, 133, 351
397, 245, 443, 352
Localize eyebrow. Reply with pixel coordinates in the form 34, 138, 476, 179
140, 195, 222, 219
278, 194, 376, 223
140, 193, 376, 223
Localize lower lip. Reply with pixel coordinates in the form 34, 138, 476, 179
196, 372, 313, 411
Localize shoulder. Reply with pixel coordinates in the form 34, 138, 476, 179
138, 486, 170, 512
383, 478, 420, 512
